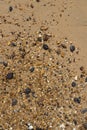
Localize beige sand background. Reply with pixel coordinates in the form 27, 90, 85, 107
0, 0, 87, 130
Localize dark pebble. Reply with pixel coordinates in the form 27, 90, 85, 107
80, 66, 84, 71
30, 4, 34, 8
73, 119, 77, 125
61, 44, 67, 49
74, 97, 81, 104
10, 42, 17, 47
3, 62, 8, 67
43, 44, 49, 50
12, 99, 17, 106
36, 0, 40, 2
37, 37, 42, 42
85, 77, 87, 82
10, 52, 15, 59
36, 127, 43, 130
21, 52, 26, 59
81, 108, 87, 114
30, 67, 35, 72
71, 81, 77, 87
24, 88, 31, 95
0, 125, 4, 130
70, 45, 75, 52
43, 34, 49, 41
9, 6, 13, 12
83, 123, 87, 129
6, 72, 13, 80
80, 74, 85, 78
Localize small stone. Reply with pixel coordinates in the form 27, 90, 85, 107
70, 45, 75, 52
10, 52, 15, 59
3, 62, 8, 67
12, 99, 17, 106
85, 77, 87, 82
59, 124, 65, 129
6, 72, 13, 80
9, 6, 13, 12
71, 81, 77, 87
61, 52, 65, 58
0, 125, 4, 130
43, 44, 49, 50
81, 108, 87, 114
40, 26, 48, 31
10, 42, 17, 47
73, 119, 77, 125
74, 97, 81, 104
37, 37, 42, 42
24, 88, 31, 95
36, 127, 43, 130
27, 123, 34, 130
56, 49, 61, 55
43, 34, 49, 41
30, 67, 35, 72
83, 123, 87, 129
61, 44, 67, 49
80, 66, 84, 71
36, 0, 40, 2
30, 4, 34, 8
80, 74, 85, 78
74, 76, 78, 81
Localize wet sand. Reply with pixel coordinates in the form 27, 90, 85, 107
0, 0, 87, 130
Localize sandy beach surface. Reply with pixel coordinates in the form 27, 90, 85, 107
0, 0, 87, 130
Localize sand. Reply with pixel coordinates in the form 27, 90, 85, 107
0, 0, 87, 130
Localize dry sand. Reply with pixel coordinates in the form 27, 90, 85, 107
0, 0, 87, 130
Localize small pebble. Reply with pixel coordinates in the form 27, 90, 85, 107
10, 42, 17, 47
61, 44, 67, 49
80, 66, 84, 71
74, 75, 78, 81
3, 62, 8, 67
36, 0, 40, 2
30, 67, 35, 72
85, 77, 87, 82
30, 4, 34, 8
83, 123, 87, 129
73, 119, 77, 125
6, 72, 13, 80
43, 44, 49, 50
24, 88, 31, 95
70, 45, 75, 52
71, 81, 77, 87
12, 99, 17, 106
43, 34, 49, 41
81, 108, 87, 114
36, 127, 43, 130
27, 123, 34, 130
28, 126, 34, 130
80, 74, 84, 78
37, 37, 42, 42
9, 6, 13, 12
74, 97, 81, 104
